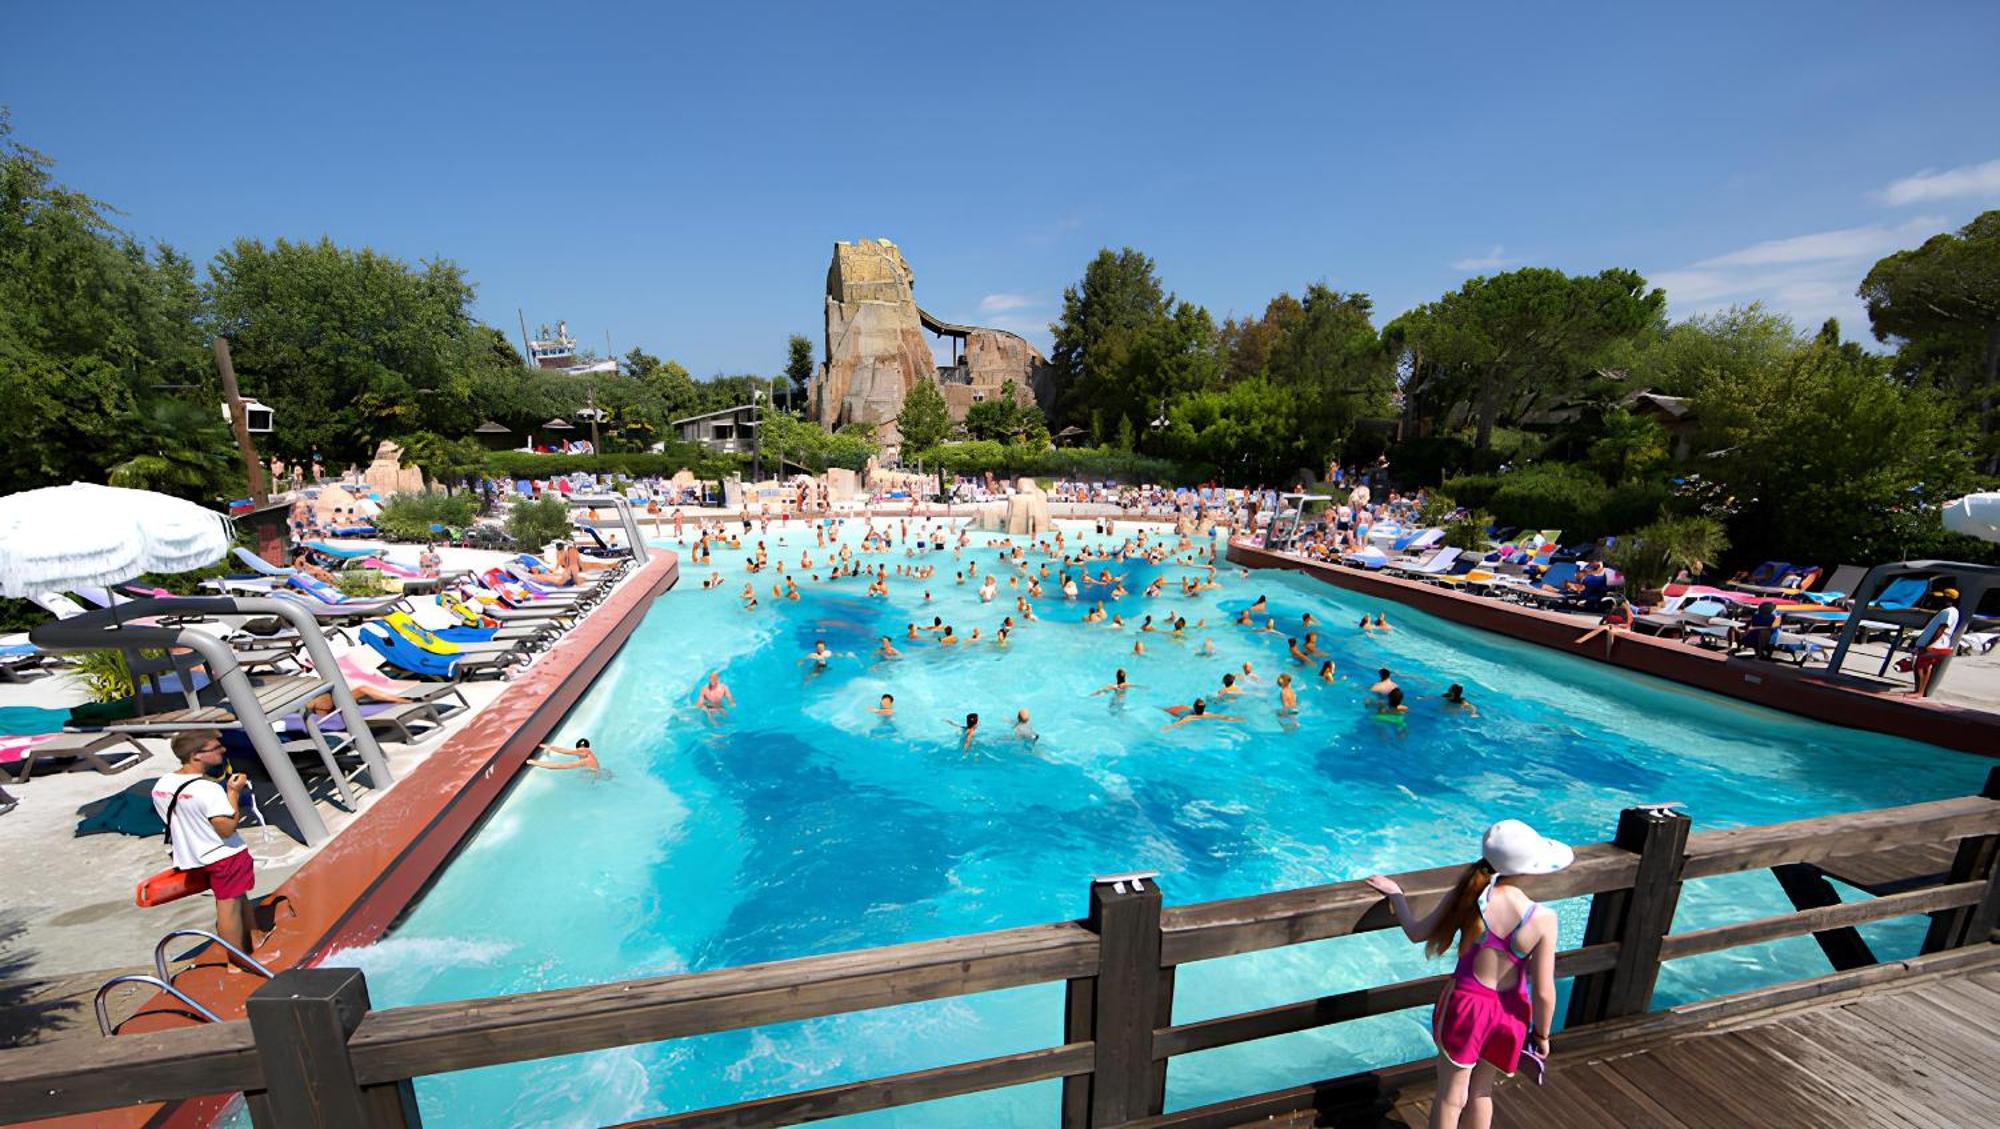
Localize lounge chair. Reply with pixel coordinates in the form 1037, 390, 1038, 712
1798, 563, 1867, 605
1727, 561, 1790, 591
1633, 598, 1730, 637
1504, 562, 1580, 605
577, 525, 632, 560
333, 655, 471, 719
303, 540, 377, 562
1, 731, 151, 783
0, 643, 52, 682
381, 612, 529, 661
1732, 565, 1823, 599
233, 548, 297, 577
358, 624, 514, 681
1383, 547, 1463, 579
283, 700, 444, 746
440, 592, 569, 634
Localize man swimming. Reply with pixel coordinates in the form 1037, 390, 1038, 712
1092, 668, 1136, 696
527, 739, 601, 775
1368, 667, 1398, 699
1012, 709, 1039, 743
696, 672, 736, 715
1161, 698, 1243, 731
871, 694, 895, 717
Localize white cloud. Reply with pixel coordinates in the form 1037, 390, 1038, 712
1691, 217, 1942, 268
1878, 158, 2000, 206
977, 292, 1041, 314
1450, 245, 1514, 271
1654, 216, 1952, 338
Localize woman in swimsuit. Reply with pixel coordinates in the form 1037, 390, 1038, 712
1365, 821, 1568, 1129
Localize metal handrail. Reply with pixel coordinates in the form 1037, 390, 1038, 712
93, 975, 220, 1037
153, 928, 274, 983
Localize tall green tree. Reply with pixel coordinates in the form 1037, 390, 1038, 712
0, 112, 220, 491
1049, 247, 1172, 432
1692, 337, 1980, 566
784, 334, 815, 402
1388, 267, 1665, 450
1859, 211, 2000, 471
896, 378, 951, 453
206, 237, 491, 466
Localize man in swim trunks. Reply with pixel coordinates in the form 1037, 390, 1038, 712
528, 739, 601, 775
696, 672, 736, 714
1369, 668, 1398, 699
1161, 698, 1242, 730
1012, 709, 1039, 742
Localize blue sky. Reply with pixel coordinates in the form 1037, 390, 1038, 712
10, 2, 2000, 375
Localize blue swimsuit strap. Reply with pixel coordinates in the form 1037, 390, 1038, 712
1476, 889, 1537, 962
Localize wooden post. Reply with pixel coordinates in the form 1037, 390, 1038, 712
245, 968, 420, 1129
214, 336, 269, 504
1772, 864, 1879, 970
1923, 767, 2000, 953
1061, 873, 1167, 1128
1566, 806, 1691, 1026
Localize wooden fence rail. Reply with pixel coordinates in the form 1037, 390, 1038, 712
0, 767, 1994, 1129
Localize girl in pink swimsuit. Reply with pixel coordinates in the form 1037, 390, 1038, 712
1366, 820, 1573, 1129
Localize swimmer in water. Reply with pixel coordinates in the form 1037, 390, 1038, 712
1240, 661, 1260, 683
871, 694, 895, 717
1288, 637, 1311, 664
527, 738, 601, 775
1200, 637, 1217, 655
939, 626, 960, 645
1092, 668, 1136, 695
1368, 668, 1399, 699
1277, 673, 1299, 715
1303, 631, 1326, 658
1133, 638, 1146, 656
1375, 686, 1409, 715
802, 639, 843, 667
1161, 698, 1243, 731
1012, 709, 1039, 743
1319, 659, 1337, 684
1235, 608, 1253, 626
1249, 595, 1268, 614
1260, 617, 1282, 635
1442, 683, 1479, 717
1216, 672, 1243, 698
696, 672, 736, 715
954, 712, 980, 752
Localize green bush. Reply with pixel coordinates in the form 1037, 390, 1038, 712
1486, 463, 1612, 539
1599, 481, 1671, 536
375, 491, 479, 542
1440, 474, 1503, 511
486, 448, 742, 482
1609, 514, 1730, 594
506, 495, 573, 551
914, 443, 1184, 483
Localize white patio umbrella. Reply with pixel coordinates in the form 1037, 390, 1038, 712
1941, 492, 2000, 545
0, 482, 235, 598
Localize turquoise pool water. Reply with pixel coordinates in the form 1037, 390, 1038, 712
334, 521, 1990, 1127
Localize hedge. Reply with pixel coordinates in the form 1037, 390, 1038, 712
1443, 463, 1669, 542
486, 448, 742, 481
912, 443, 1185, 483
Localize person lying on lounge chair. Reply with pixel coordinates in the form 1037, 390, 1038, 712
306, 683, 410, 716
290, 550, 337, 584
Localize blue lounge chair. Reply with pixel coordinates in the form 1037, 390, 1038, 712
305, 540, 376, 562
234, 548, 297, 577
358, 623, 512, 681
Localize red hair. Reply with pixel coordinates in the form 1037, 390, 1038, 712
1422, 860, 1494, 959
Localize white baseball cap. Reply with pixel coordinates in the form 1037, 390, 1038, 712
1482, 820, 1575, 877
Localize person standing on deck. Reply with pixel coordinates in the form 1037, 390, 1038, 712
1366, 821, 1569, 1129
150, 730, 259, 970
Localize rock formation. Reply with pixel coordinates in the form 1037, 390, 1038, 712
810, 239, 1052, 448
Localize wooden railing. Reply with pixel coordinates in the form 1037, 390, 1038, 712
2, 768, 1995, 1129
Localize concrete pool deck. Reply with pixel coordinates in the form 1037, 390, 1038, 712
0, 548, 677, 1129
1226, 538, 2000, 757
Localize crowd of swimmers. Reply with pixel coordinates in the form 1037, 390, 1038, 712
673, 513, 1485, 754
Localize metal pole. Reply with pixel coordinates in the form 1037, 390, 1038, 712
214, 337, 269, 504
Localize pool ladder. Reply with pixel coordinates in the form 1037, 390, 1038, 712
92, 928, 273, 1036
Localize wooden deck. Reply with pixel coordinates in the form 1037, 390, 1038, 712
1381, 965, 2000, 1128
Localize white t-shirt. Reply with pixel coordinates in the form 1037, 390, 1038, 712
1916, 606, 1960, 653
150, 774, 248, 870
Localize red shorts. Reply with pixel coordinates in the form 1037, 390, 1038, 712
1434, 979, 1531, 1074
1914, 647, 1950, 674
204, 850, 255, 900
